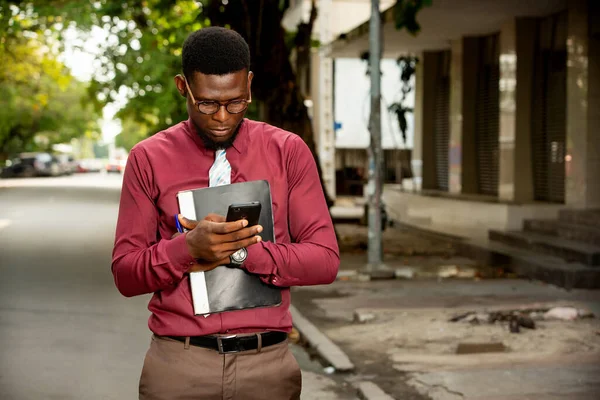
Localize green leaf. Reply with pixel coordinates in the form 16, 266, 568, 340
394, 0, 427, 35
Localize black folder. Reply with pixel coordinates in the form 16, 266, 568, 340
177, 180, 282, 315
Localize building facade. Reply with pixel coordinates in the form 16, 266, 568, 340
283, 0, 399, 200
329, 0, 599, 239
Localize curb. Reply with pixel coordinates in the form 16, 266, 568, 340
289, 305, 355, 372
290, 307, 396, 399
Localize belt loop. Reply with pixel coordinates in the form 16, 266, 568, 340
256, 333, 262, 353
184, 336, 191, 350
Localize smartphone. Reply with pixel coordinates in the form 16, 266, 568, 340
226, 201, 262, 226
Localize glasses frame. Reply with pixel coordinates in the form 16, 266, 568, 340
180, 74, 251, 115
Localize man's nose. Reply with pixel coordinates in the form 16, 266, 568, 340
212, 105, 229, 122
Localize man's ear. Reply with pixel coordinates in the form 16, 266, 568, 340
247, 71, 254, 103
174, 75, 187, 97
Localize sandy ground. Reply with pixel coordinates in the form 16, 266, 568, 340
291, 222, 600, 399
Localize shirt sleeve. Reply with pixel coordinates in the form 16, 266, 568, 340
111, 147, 195, 297
242, 135, 340, 287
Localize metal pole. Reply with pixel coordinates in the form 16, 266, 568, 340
367, 0, 383, 269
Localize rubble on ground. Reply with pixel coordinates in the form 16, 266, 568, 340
353, 310, 376, 324
544, 306, 594, 321
449, 306, 594, 333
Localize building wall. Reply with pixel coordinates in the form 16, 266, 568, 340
448, 39, 463, 194
400, 2, 600, 237
498, 19, 518, 201
412, 51, 424, 190
566, 0, 600, 208
312, 0, 599, 208
383, 186, 563, 240
420, 8, 596, 206
282, 0, 395, 39
284, 0, 396, 200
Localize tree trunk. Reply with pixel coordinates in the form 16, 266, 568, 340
205, 0, 334, 208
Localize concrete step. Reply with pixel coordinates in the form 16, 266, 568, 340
489, 230, 600, 266
559, 208, 600, 228
524, 219, 600, 246
390, 219, 600, 289
482, 240, 600, 289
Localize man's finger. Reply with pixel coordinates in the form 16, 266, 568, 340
209, 219, 248, 234
219, 235, 263, 253
221, 225, 263, 243
171, 232, 182, 239
204, 213, 226, 223
179, 214, 199, 229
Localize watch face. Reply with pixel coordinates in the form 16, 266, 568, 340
231, 248, 247, 263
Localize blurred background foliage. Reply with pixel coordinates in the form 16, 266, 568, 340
0, 1, 101, 155
0, 0, 317, 151
1, 0, 332, 202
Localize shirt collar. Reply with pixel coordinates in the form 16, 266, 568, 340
184, 118, 249, 155
229, 118, 249, 154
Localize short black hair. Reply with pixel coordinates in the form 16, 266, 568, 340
182, 27, 250, 79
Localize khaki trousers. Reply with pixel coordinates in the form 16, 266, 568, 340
139, 335, 302, 400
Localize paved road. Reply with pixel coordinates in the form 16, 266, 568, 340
0, 174, 355, 400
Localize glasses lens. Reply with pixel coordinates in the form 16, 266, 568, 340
197, 102, 219, 114
226, 101, 248, 114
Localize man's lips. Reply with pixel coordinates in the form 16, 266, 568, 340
209, 128, 231, 136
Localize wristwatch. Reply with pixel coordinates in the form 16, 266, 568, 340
230, 247, 248, 266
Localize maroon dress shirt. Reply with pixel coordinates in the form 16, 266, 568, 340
112, 118, 339, 336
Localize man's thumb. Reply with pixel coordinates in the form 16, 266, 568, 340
179, 214, 198, 229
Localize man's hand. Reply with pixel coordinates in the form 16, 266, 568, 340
175, 213, 262, 265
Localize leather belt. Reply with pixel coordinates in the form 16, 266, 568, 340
167, 331, 288, 354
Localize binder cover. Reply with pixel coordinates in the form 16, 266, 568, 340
177, 180, 282, 315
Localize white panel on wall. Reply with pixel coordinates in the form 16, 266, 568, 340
334, 57, 415, 150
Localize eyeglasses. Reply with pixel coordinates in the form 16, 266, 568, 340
180, 74, 251, 115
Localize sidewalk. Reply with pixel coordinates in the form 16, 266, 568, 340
291, 223, 600, 399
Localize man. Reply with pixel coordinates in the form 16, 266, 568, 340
112, 27, 339, 400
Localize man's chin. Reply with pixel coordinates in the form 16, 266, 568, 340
193, 122, 241, 150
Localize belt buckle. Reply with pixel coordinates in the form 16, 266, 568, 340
216, 334, 238, 354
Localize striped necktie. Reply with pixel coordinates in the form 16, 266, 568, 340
209, 149, 231, 187
197, 149, 231, 318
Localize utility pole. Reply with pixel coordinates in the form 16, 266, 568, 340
366, 0, 388, 276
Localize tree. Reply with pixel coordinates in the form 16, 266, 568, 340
2, 0, 333, 205
115, 116, 151, 152
3, 0, 425, 206
204, 0, 332, 206
0, 39, 100, 156
388, 56, 417, 144
0, 1, 101, 157
393, 0, 430, 34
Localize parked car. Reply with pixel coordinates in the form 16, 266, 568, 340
76, 158, 104, 173
56, 154, 77, 175
1, 152, 61, 178
106, 158, 127, 173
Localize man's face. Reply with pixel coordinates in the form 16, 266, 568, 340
175, 70, 253, 149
